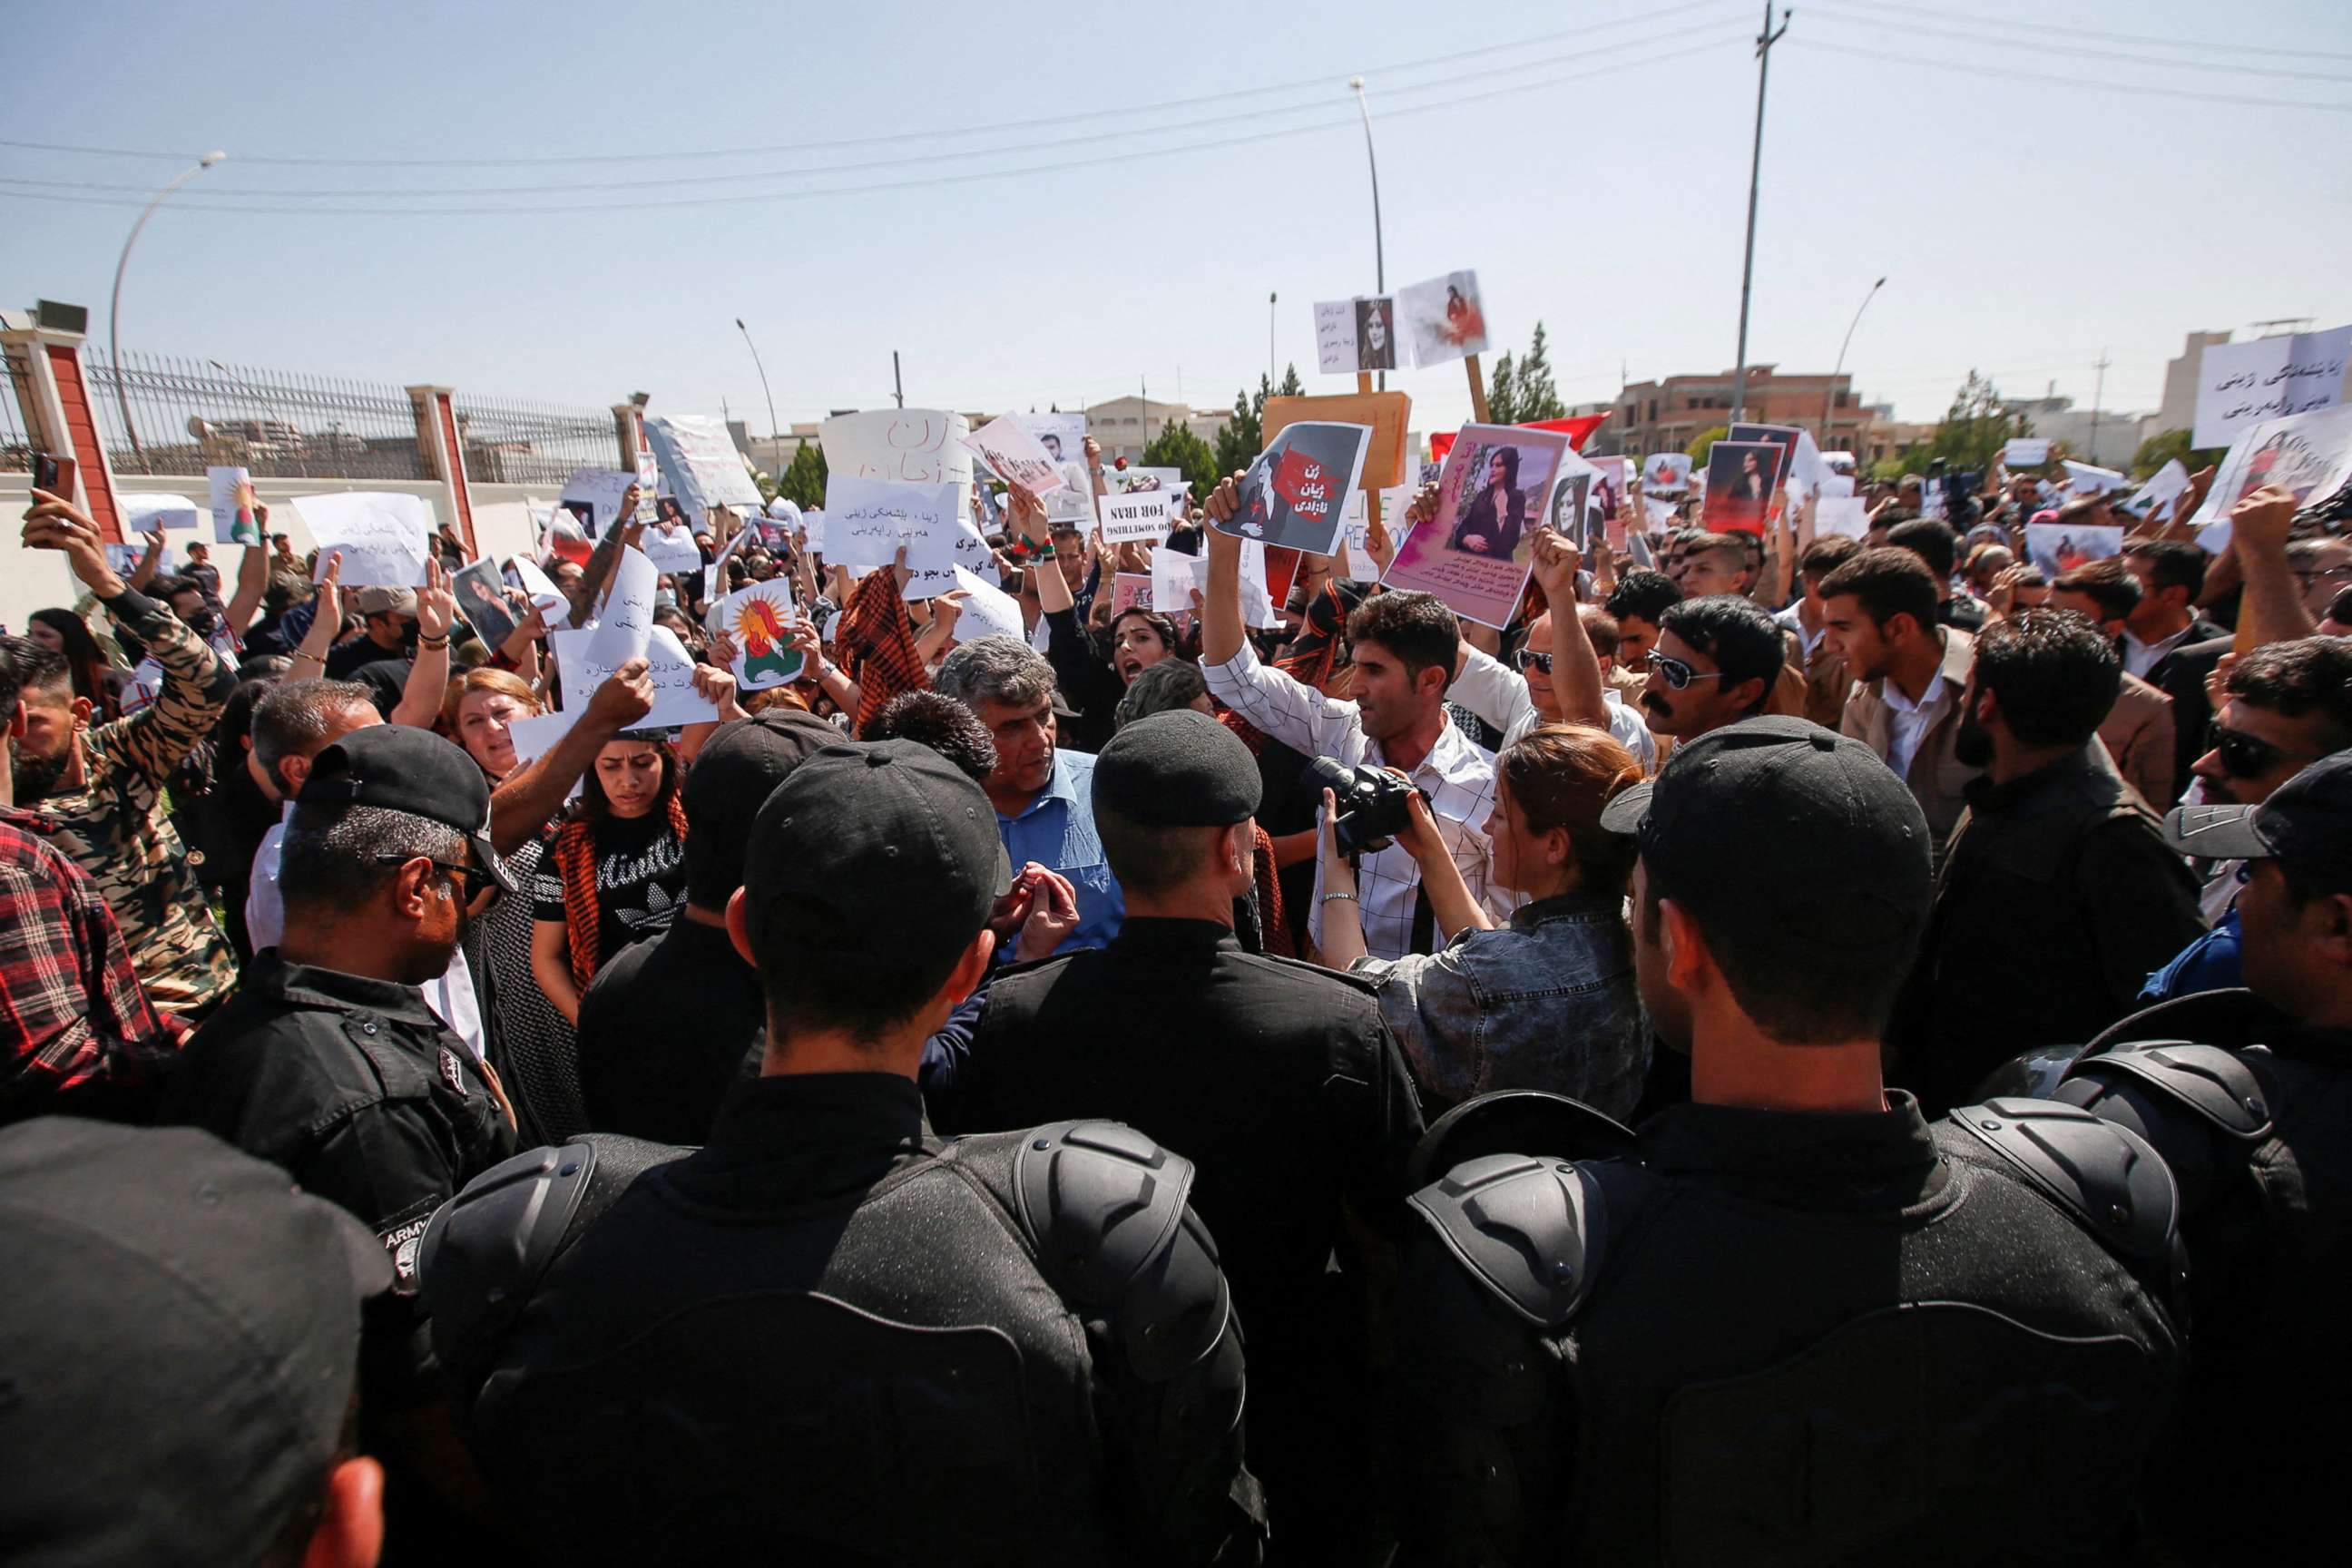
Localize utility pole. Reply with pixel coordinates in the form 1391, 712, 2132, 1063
2089, 348, 2110, 464
892, 350, 904, 409
1730, 3, 1790, 426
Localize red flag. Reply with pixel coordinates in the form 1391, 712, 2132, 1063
1429, 412, 1610, 469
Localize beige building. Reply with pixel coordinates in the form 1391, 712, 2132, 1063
1080, 395, 1232, 465
1602, 364, 1869, 459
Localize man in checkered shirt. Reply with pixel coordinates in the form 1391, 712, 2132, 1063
1200, 477, 1501, 962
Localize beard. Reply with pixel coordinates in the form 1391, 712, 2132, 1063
12, 749, 70, 803
1953, 714, 1994, 769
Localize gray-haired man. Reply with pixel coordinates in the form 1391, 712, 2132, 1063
935, 635, 1122, 953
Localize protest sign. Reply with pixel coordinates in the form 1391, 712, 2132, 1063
962, 415, 1066, 498
1112, 573, 1152, 616
451, 559, 520, 650
901, 521, 996, 602
2188, 403, 2352, 549
1815, 497, 1870, 539
583, 545, 658, 672
642, 522, 704, 576
2122, 460, 2191, 524
1107, 466, 1183, 497
1727, 423, 1808, 495
1154, 543, 1276, 630
1920, 477, 1947, 521
207, 467, 260, 544
1702, 441, 1781, 535
2191, 327, 2352, 450
2024, 522, 2124, 581
1098, 488, 1179, 545
293, 492, 432, 587
1383, 422, 1573, 630
1820, 450, 1857, 477
1008, 413, 1090, 523
119, 493, 201, 534
509, 555, 565, 615
1543, 450, 1603, 552
643, 416, 763, 515
2004, 437, 2052, 468
2062, 460, 2130, 497
717, 580, 803, 690
1214, 422, 1371, 557
821, 475, 963, 573
1395, 270, 1487, 368
947, 566, 1025, 645
1642, 495, 1680, 531
1315, 300, 1358, 375
560, 468, 641, 537
1818, 475, 1856, 499
1586, 456, 1628, 522
1643, 452, 1692, 493
825, 409, 975, 518
505, 710, 583, 802
550, 624, 718, 728
1262, 392, 1409, 490
1338, 489, 1396, 580
1355, 298, 1398, 371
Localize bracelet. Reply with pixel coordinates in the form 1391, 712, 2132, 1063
289, 650, 323, 665
418, 634, 448, 651
1035, 544, 1057, 560
1320, 890, 1358, 906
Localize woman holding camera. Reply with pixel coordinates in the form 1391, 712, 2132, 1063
1315, 723, 1650, 1120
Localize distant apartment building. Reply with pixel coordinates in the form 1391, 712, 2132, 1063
1601, 365, 1868, 459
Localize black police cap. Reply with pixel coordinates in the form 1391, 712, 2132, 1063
1093, 708, 1261, 828
297, 721, 516, 893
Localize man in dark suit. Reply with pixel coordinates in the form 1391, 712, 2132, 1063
2121, 540, 2228, 803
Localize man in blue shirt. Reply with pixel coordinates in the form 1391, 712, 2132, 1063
936, 636, 1122, 953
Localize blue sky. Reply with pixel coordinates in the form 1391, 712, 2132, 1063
6, 0, 2350, 437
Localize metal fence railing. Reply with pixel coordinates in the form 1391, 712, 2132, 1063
450, 392, 617, 487
83, 351, 435, 482
1, 346, 32, 473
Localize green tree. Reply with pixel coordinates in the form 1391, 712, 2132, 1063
2130, 427, 2228, 480
1685, 425, 1730, 466
1142, 422, 1220, 498
1919, 370, 2029, 473
1212, 363, 1305, 475
773, 440, 829, 510
1486, 352, 1520, 424
1482, 321, 1567, 426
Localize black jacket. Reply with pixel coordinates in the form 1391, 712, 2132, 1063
2140, 621, 2230, 796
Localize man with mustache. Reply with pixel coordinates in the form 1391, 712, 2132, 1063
1633, 595, 1783, 744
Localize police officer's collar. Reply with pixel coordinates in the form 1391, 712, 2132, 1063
251, 950, 446, 1028
1641, 1093, 1946, 1200
702, 1073, 929, 1166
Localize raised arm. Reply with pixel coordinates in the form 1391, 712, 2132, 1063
389, 559, 456, 730
488, 658, 653, 854
2228, 484, 2318, 653
1200, 474, 1249, 668
564, 492, 641, 628
1533, 528, 1609, 729
223, 481, 271, 633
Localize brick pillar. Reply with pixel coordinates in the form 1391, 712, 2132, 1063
612, 403, 646, 475
406, 384, 475, 555
4, 324, 126, 542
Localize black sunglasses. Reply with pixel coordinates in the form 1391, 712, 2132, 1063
377, 853, 493, 898
1643, 650, 1726, 691
2205, 720, 2326, 780
1515, 647, 1554, 675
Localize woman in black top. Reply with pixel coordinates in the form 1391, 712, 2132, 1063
530, 738, 688, 1026
1448, 447, 1526, 557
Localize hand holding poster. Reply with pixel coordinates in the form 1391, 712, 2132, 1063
1702, 441, 1782, 535
946, 566, 1026, 645
2187, 404, 2352, 547
583, 545, 658, 672
208, 467, 260, 544
1382, 422, 1574, 630
962, 415, 1066, 498
822, 475, 964, 572
718, 580, 804, 691
1009, 413, 1090, 524
119, 494, 201, 534
1395, 270, 1487, 368
2190, 327, 2352, 450
643, 416, 763, 516
550, 624, 719, 728
1212, 422, 1372, 557
293, 492, 432, 587
451, 559, 521, 650
559, 468, 642, 537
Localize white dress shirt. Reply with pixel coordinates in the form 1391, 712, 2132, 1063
1446, 642, 1659, 772
2121, 622, 2197, 681
1878, 666, 1948, 783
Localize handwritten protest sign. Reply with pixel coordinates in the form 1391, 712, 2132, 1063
822, 475, 963, 573
1396, 270, 1487, 368
902, 520, 995, 602
642, 523, 703, 576
824, 409, 975, 522
964, 415, 1065, 499
1263, 392, 1409, 491
2191, 327, 2352, 450
1384, 422, 1573, 630
206, 468, 260, 544
119, 493, 201, 534
550, 624, 718, 728
2188, 404, 2352, 549
292, 492, 432, 587
559, 468, 640, 538
948, 566, 1025, 645
1097, 489, 1180, 545
1315, 300, 1358, 375
1214, 422, 1371, 557
2024, 522, 2123, 581
718, 580, 803, 690
643, 416, 763, 516
583, 545, 658, 677
2004, 437, 2052, 468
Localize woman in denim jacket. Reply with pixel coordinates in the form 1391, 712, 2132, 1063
1319, 724, 1650, 1120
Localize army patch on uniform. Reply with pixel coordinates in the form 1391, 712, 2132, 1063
381, 1215, 433, 1288
438, 1048, 467, 1095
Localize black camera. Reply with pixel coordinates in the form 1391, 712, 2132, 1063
1302, 757, 1425, 856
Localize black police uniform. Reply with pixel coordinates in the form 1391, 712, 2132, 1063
936, 921, 1425, 1552
2049, 989, 2352, 1560
421, 1073, 1265, 1566
1394, 1093, 2187, 1565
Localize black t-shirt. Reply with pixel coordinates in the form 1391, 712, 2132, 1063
575, 917, 763, 1143
531, 811, 688, 970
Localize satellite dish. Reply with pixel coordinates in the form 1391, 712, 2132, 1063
186, 416, 211, 441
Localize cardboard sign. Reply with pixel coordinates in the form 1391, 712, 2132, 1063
2191, 327, 2352, 450
1382, 422, 1574, 630
1262, 391, 1410, 491
1395, 270, 1487, 368
559, 468, 641, 537
119, 493, 201, 534
821, 475, 964, 573
963, 415, 1066, 498
1097, 488, 1179, 545
292, 492, 433, 587
643, 416, 764, 514
208, 467, 260, 544
1215, 422, 1372, 557
717, 580, 804, 690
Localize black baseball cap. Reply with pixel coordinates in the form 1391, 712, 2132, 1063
740, 739, 1014, 969
1093, 709, 1260, 828
1600, 716, 1933, 959
298, 721, 516, 893
2164, 750, 2352, 890
682, 711, 840, 906
0, 1119, 392, 1567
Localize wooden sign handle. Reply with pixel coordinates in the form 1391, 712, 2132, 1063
1356, 371, 1373, 396
1465, 355, 1491, 424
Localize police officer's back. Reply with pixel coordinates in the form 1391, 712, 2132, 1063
2045, 753, 2352, 1559
421, 740, 1265, 1566
1395, 720, 2186, 1565
931, 712, 1424, 1547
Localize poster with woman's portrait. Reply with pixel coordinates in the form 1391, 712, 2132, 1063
1702, 440, 1782, 535
2024, 522, 2122, 582
1396, 270, 1488, 368
451, 558, 522, 651
1354, 297, 1397, 372
1213, 421, 1373, 557
1383, 422, 1573, 629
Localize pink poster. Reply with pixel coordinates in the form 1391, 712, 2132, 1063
1381, 423, 1573, 630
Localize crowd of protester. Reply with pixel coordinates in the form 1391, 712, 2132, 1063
2, 437, 2348, 1567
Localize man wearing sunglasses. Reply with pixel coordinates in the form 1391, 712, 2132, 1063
1638, 595, 1785, 742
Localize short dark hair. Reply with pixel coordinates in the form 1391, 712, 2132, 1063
279, 802, 465, 920
2223, 636, 2352, 745
1113, 659, 1209, 730
2122, 539, 2208, 602
1606, 569, 1683, 626
1818, 547, 1938, 634
1641, 874, 1916, 1044
1575, 605, 1621, 660
12, 639, 74, 704
1346, 590, 1458, 681
1798, 534, 1863, 579
1660, 594, 1787, 710
251, 680, 377, 791
866, 691, 997, 783
2328, 583, 2352, 625
1096, 805, 1223, 897
150, 573, 201, 603
0, 636, 26, 720
1975, 608, 2122, 748
1884, 518, 1959, 580
2050, 558, 2141, 625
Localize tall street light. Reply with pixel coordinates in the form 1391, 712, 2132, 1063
1268, 290, 1278, 386
1730, 3, 1789, 425
111, 150, 225, 466
1821, 276, 1886, 445
735, 317, 779, 474
1348, 76, 1387, 391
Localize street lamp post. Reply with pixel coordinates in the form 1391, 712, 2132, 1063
1348, 76, 1387, 391
110, 150, 225, 466
734, 317, 779, 473
1821, 276, 1886, 445
1269, 291, 1278, 386
1730, 4, 1789, 426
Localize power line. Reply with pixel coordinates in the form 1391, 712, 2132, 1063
1792, 37, 2352, 113
1808, 3, 2352, 83
0, 0, 1740, 171
1838, 0, 2352, 64
0, 34, 1742, 218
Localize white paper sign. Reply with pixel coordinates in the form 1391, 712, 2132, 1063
1818, 475, 1856, 499
119, 492, 201, 534
2191, 328, 2352, 450
822, 410, 975, 527
584, 545, 657, 671
962, 415, 1066, 498
510, 555, 565, 614
1153, 544, 1276, 629
207, 467, 260, 544
505, 710, 584, 804
903, 521, 997, 602
2062, 460, 2130, 497
2187, 403, 2352, 550
1315, 299, 1358, 375
1012, 413, 1090, 524
293, 492, 433, 587
947, 565, 1026, 645
642, 523, 703, 576
1097, 489, 1178, 544
644, 416, 764, 515
821, 475, 964, 572
559, 468, 640, 537
1814, 497, 1869, 539
550, 624, 719, 728
714, 580, 804, 691
2123, 459, 2191, 523
2004, 437, 2052, 468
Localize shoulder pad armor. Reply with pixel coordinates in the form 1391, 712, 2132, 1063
1947, 1098, 2178, 1263
2067, 1043, 2274, 1141
1406, 1152, 1606, 1331
1013, 1121, 1230, 1382
1406, 1090, 1637, 1193
2087, 987, 2271, 1054
418, 1133, 677, 1375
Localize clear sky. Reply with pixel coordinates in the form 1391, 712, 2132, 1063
7, 0, 2351, 439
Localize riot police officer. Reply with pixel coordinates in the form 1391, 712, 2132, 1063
1393, 718, 2187, 1564
420, 740, 1265, 1565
